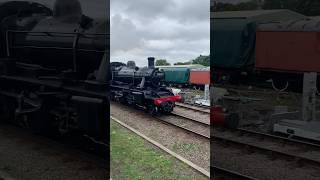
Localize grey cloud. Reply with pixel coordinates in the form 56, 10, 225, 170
111, 14, 144, 51
111, 0, 210, 66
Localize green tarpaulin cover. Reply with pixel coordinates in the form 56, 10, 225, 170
161, 67, 190, 84
211, 19, 257, 69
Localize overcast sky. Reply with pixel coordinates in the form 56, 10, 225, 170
111, 0, 210, 66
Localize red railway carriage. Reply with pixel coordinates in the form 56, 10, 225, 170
189, 68, 210, 85
256, 19, 320, 73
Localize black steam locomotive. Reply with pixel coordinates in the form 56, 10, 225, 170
0, 1, 109, 140
111, 57, 181, 115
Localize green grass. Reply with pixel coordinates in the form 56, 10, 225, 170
110, 120, 207, 180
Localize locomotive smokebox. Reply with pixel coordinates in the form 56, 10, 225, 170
148, 57, 155, 69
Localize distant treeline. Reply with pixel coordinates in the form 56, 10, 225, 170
212, 0, 320, 16
155, 55, 210, 67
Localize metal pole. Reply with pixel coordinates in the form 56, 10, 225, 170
204, 84, 210, 101
302, 72, 317, 121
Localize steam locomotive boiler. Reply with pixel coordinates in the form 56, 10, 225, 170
111, 57, 181, 115
0, 0, 109, 140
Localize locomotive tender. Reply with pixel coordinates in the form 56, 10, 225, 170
111, 57, 181, 115
0, 0, 109, 140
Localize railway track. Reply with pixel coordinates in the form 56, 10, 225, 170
167, 102, 210, 138
111, 101, 210, 139
213, 127, 320, 167
173, 103, 210, 125
175, 102, 210, 112
176, 102, 210, 114
212, 165, 258, 180
182, 101, 210, 109
160, 102, 211, 138
156, 114, 210, 139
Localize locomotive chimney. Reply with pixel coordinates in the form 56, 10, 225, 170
148, 57, 155, 69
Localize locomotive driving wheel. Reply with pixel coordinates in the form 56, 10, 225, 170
147, 104, 158, 116
161, 101, 174, 114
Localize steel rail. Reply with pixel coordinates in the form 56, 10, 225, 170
170, 111, 210, 126
155, 115, 210, 139
236, 128, 320, 149
176, 102, 210, 113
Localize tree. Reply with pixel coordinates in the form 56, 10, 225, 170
263, 0, 320, 16
213, 0, 320, 17
192, 55, 210, 67
212, 0, 259, 12
156, 59, 170, 66
174, 61, 192, 65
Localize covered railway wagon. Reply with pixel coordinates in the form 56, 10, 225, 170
158, 65, 210, 88
211, 10, 310, 88
256, 19, 320, 73
161, 67, 190, 85
189, 67, 210, 86
0, 0, 109, 140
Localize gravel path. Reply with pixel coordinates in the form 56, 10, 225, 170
0, 124, 108, 180
110, 102, 210, 172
